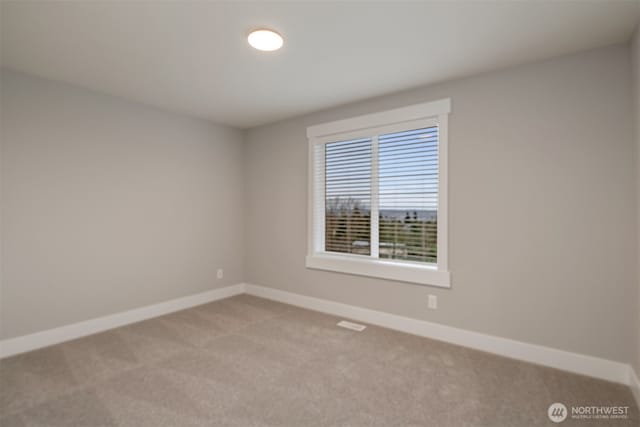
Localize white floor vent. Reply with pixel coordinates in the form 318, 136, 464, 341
337, 320, 367, 331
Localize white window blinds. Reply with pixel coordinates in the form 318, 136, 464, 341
378, 127, 438, 263
324, 138, 372, 255
307, 98, 450, 287
315, 127, 438, 264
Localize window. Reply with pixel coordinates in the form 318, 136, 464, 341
306, 99, 450, 287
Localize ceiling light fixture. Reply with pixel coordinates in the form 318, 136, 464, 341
247, 29, 283, 51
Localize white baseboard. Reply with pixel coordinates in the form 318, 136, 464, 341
630, 366, 640, 408
1, 281, 635, 391
0, 283, 246, 358
245, 283, 632, 386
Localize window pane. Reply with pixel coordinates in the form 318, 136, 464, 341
325, 137, 372, 255
378, 127, 437, 263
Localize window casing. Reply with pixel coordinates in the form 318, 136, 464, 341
306, 99, 451, 287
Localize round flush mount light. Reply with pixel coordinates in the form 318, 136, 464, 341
247, 29, 283, 51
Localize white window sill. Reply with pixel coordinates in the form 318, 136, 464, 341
305, 253, 451, 288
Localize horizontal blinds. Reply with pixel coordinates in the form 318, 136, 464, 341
378, 127, 438, 263
316, 126, 438, 265
324, 138, 372, 255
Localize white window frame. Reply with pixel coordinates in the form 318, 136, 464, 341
306, 98, 451, 288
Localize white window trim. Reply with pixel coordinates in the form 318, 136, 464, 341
306, 99, 451, 288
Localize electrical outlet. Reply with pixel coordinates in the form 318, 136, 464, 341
428, 294, 437, 310
217, 269, 223, 279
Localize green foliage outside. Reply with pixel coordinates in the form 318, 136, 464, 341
325, 197, 437, 263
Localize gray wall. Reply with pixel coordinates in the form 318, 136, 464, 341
632, 26, 640, 376
1, 43, 637, 369
244, 44, 636, 364
0, 70, 244, 339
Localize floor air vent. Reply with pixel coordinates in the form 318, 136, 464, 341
336, 320, 367, 331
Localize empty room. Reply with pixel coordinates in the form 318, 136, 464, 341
1, 1, 639, 426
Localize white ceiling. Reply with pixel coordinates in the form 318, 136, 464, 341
1, 1, 639, 129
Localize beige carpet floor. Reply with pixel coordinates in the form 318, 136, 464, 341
0, 294, 638, 427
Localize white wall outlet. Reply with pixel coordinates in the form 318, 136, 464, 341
217, 269, 223, 279
428, 294, 438, 310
